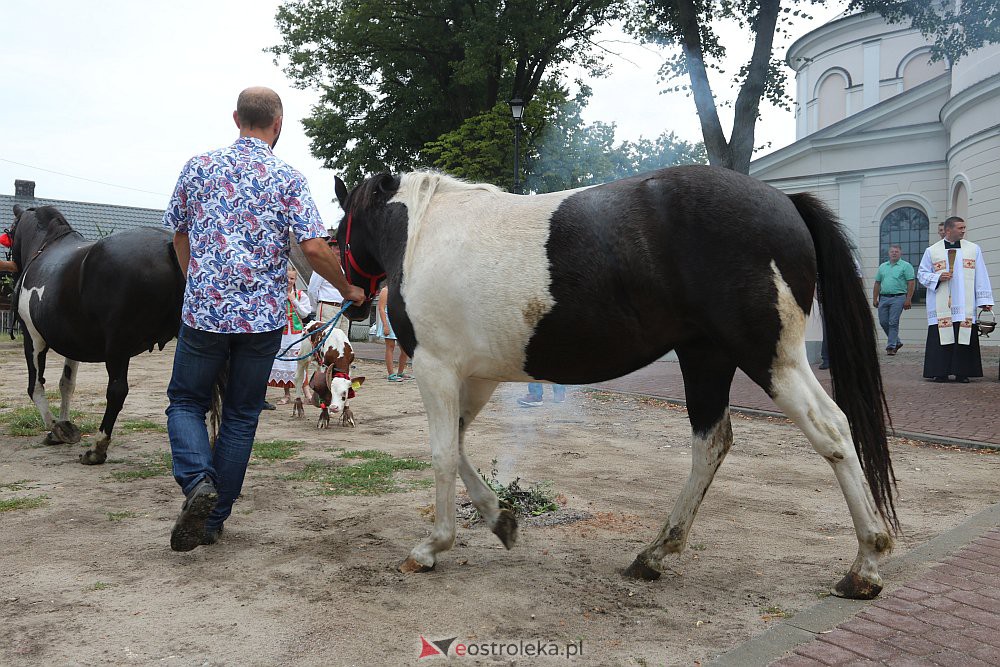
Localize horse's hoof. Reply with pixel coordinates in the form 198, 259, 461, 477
53, 420, 82, 444
399, 556, 435, 574
832, 571, 882, 599
43, 432, 65, 446
79, 449, 107, 466
622, 557, 662, 581
491, 509, 519, 549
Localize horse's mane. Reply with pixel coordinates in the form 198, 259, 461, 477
394, 172, 501, 273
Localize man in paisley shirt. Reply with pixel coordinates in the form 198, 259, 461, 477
163, 87, 365, 551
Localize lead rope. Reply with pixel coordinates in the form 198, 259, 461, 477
274, 300, 355, 361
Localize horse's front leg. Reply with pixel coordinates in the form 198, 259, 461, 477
400, 357, 461, 573
49, 359, 83, 445
23, 334, 59, 444
455, 378, 517, 548
80, 357, 129, 465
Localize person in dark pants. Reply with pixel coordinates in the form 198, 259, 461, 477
872, 244, 915, 356
163, 87, 364, 551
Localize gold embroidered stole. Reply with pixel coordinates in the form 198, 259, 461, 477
929, 240, 977, 345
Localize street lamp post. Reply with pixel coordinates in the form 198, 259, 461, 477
508, 97, 525, 194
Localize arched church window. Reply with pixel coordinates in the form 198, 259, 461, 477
899, 48, 947, 90
951, 181, 968, 220
816, 70, 848, 129
880, 206, 928, 303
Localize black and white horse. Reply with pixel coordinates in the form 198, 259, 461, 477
333, 166, 898, 599
8, 205, 185, 464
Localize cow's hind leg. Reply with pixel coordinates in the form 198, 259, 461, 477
454, 378, 517, 548
769, 357, 891, 599
24, 336, 61, 445
400, 356, 462, 573
51, 359, 82, 445
625, 344, 736, 580
80, 357, 129, 465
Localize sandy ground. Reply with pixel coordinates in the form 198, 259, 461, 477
1, 341, 998, 666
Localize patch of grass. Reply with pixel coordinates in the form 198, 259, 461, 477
109, 452, 172, 482
0, 495, 48, 512
87, 582, 116, 591
471, 458, 559, 523
0, 479, 33, 492
119, 419, 167, 434
287, 450, 430, 495
761, 605, 792, 620
0, 406, 95, 436
106, 510, 140, 521
252, 439, 303, 462
689, 543, 708, 551
584, 390, 615, 403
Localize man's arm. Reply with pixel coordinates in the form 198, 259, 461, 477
299, 237, 365, 305
872, 280, 881, 307
173, 232, 190, 278
904, 279, 914, 310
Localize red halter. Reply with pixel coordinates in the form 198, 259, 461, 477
342, 212, 385, 302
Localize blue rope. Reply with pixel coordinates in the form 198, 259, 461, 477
274, 301, 355, 361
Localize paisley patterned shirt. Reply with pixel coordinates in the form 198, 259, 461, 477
163, 137, 327, 333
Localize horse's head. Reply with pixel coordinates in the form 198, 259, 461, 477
8, 205, 75, 271
334, 173, 402, 322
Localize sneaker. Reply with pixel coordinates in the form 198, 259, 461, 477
886, 348, 896, 356
894, 343, 903, 352
201, 524, 224, 546
387, 374, 404, 382
170, 479, 218, 552
262, 401, 276, 411
517, 395, 543, 407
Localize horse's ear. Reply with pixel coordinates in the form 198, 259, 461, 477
13, 205, 23, 218
376, 173, 399, 195
334, 176, 348, 209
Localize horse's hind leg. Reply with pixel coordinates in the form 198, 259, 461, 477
454, 378, 517, 548
400, 356, 462, 573
625, 344, 736, 580
80, 357, 129, 465
50, 359, 83, 445
769, 356, 891, 599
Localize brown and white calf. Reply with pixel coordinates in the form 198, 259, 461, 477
297, 323, 364, 427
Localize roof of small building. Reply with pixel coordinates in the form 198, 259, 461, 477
0, 193, 164, 241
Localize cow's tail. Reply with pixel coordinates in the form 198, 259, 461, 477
790, 192, 899, 533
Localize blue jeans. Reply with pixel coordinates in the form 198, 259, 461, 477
166, 324, 282, 529
527, 382, 566, 401
877, 294, 906, 350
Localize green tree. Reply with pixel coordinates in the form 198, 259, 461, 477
628, 0, 1000, 174
269, 0, 625, 184
424, 86, 707, 192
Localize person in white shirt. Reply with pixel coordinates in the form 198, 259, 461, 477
307, 236, 351, 336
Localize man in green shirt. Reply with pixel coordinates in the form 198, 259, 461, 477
872, 243, 915, 355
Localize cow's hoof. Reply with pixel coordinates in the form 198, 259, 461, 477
491, 509, 519, 549
79, 449, 107, 466
832, 571, 883, 599
622, 556, 662, 581
53, 420, 82, 444
399, 556, 435, 573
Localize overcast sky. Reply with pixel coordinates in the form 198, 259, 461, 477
1, 1, 847, 226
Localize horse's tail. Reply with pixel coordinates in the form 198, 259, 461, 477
209, 362, 228, 448
790, 192, 899, 533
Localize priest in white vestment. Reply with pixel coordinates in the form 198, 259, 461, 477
916, 216, 994, 382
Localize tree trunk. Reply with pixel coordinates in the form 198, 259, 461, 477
676, 0, 781, 174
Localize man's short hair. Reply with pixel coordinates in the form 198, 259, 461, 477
888, 243, 902, 251
943, 216, 964, 231
236, 87, 283, 129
